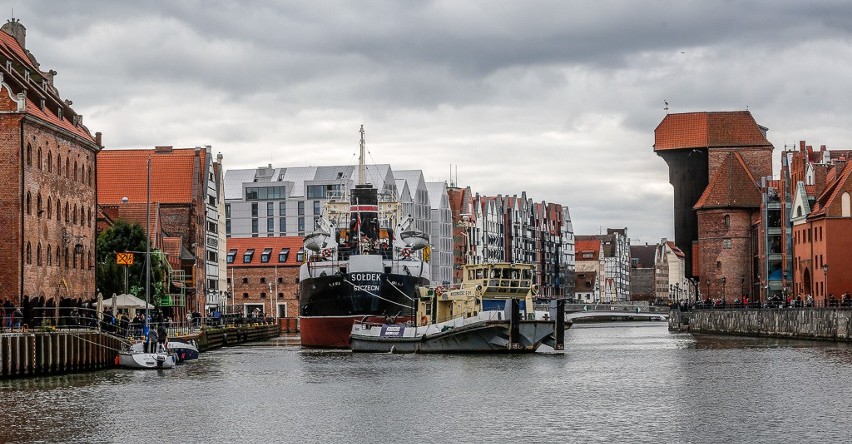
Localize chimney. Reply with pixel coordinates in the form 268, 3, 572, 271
1, 18, 26, 49
95, 132, 102, 147
155, 145, 173, 154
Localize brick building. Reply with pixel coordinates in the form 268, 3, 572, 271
98, 146, 226, 316
225, 237, 303, 318
655, 111, 773, 303
0, 19, 101, 303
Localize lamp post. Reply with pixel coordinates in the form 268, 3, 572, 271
669, 284, 674, 304
721, 276, 727, 305
675, 283, 680, 304
822, 263, 828, 307
685, 277, 699, 306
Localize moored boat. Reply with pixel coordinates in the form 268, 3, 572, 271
350, 263, 566, 353
118, 346, 177, 369
298, 126, 430, 348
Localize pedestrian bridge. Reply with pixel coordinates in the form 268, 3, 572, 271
563, 304, 669, 322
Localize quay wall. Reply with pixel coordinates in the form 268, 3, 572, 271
0, 330, 123, 379
196, 324, 280, 352
669, 308, 852, 341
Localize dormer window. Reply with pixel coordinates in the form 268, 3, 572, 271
278, 248, 290, 262
261, 248, 272, 263
243, 249, 255, 263
226, 249, 237, 264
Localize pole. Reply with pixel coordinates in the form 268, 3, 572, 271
274, 265, 279, 322
145, 157, 152, 340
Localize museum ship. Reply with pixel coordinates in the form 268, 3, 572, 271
298, 126, 430, 348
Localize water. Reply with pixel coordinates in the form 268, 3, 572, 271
2, 323, 851, 443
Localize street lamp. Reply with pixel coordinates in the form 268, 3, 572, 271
675, 283, 680, 304
721, 276, 727, 305
822, 263, 828, 307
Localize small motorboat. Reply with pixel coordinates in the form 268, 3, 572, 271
118, 347, 177, 369
129, 340, 198, 363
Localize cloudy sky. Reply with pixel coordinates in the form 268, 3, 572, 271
13, 1, 852, 242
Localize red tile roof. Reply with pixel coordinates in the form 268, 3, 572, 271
226, 237, 304, 267
575, 239, 601, 261
693, 152, 761, 209
655, 111, 772, 152
0, 31, 96, 143
810, 161, 852, 218
667, 241, 685, 259
98, 148, 206, 205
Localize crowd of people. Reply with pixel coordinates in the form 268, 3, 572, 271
675, 292, 852, 310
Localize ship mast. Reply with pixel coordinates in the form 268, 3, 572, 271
358, 125, 366, 186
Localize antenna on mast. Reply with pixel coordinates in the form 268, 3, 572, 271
358, 125, 366, 186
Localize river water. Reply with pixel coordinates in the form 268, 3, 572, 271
1, 322, 850, 443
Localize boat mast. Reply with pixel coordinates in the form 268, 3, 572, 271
358, 124, 366, 186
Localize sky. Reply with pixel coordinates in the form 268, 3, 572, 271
11, 1, 852, 243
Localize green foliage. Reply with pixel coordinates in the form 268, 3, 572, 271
96, 219, 169, 304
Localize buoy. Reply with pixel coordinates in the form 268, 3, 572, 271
114, 355, 119, 366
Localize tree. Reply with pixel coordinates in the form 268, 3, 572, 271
96, 219, 168, 303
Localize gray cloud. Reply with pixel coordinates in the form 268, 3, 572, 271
13, 1, 852, 240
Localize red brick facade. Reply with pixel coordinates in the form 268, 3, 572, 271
225, 237, 303, 318
0, 21, 100, 304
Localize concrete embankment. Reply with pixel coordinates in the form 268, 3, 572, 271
669, 308, 852, 341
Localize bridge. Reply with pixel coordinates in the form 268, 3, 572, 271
563, 303, 669, 323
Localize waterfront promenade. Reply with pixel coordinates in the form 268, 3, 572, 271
670, 305, 852, 341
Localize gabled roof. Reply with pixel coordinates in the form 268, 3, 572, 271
98, 148, 206, 205
654, 111, 771, 152
226, 237, 304, 267
666, 241, 685, 259
809, 161, 852, 219
425, 182, 448, 209
790, 181, 812, 223
693, 152, 762, 209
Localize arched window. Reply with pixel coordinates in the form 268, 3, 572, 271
47, 196, 52, 219
64, 247, 69, 268
26, 143, 32, 166
26, 191, 31, 215
796, 206, 803, 218
26, 242, 31, 264
37, 243, 42, 266
73, 251, 77, 269
57, 153, 61, 176
73, 204, 78, 225
65, 202, 69, 223
88, 166, 92, 186
724, 214, 730, 228
47, 151, 52, 172
87, 208, 92, 227
843, 192, 851, 217
37, 148, 42, 169
37, 193, 42, 218
47, 245, 52, 266
55, 245, 60, 266
65, 158, 70, 179
74, 161, 78, 181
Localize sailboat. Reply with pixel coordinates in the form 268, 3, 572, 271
117, 157, 178, 369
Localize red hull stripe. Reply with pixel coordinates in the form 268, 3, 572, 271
350, 205, 379, 212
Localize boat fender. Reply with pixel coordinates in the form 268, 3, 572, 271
114, 355, 119, 366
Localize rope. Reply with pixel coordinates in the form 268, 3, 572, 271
342, 278, 412, 309
386, 279, 415, 302
66, 331, 128, 353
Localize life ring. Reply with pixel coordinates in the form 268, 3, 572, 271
321, 248, 332, 258
401, 248, 411, 259
435, 286, 445, 296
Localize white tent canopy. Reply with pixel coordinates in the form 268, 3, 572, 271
102, 293, 154, 310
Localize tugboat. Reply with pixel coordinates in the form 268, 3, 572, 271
349, 263, 566, 353
298, 126, 431, 348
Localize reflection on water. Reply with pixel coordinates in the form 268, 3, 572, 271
1, 323, 851, 443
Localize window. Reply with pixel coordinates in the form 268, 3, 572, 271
277, 277, 284, 284
37, 148, 42, 169
243, 292, 249, 299
724, 214, 730, 228
267, 218, 274, 233
245, 186, 285, 200
37, 194, 42, 217
243, 249, 255, 263
242, 277, 248, 284
251, 202, 258, 217
723, 239, 732, 249
298, 201, 305, 216
251, 218, 258, 235
26, 242, 31, 264
37, 243, 42, 266
313, 200, 321, 215
260, 277, 266, 284
298, 217, 305, 232
208, 195, 216, 206
278, 248, 290, 262
582, 252, 592, 259
261, 248, 272, 263
74, 161, 78, 181
47, 152, 52, 172
65, 158, 69, 178
26, 144, 32, 166
73, 204, 78, 224
65, 202, 69, 223
57, 153, 61, 176
225, 204, 231, 218
279, 201, 286, 216
296, 249, 305, 262
260, 292, 267, 299
267, 201, 274, 217
47, 245, 52, 266
279, 217, 286, 233
226, 220, 231, 235
26, 191, 31, 215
